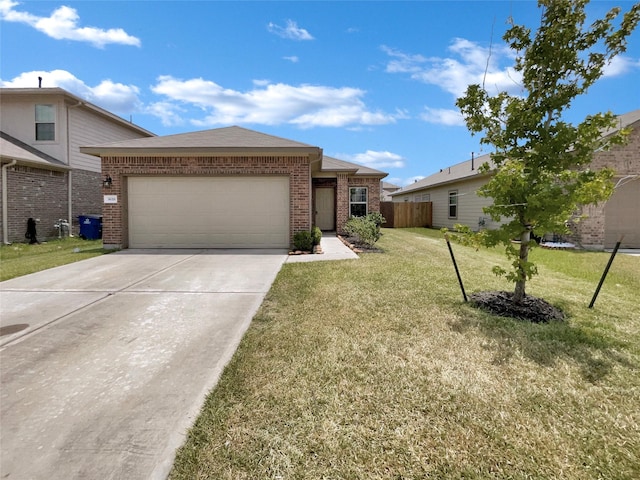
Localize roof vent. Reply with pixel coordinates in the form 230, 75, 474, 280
38, 76, 42, 88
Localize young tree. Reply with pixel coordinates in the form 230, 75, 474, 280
455, 0, 639, 305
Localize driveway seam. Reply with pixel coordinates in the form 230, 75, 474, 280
0, 292, 112, 348
1, 254, 199, 348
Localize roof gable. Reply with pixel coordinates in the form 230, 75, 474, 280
601, 109, 640, 137
321, 155, 387, 177
0, 88, 154, 138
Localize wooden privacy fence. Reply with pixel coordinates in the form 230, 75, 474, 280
380, 202, 432, 228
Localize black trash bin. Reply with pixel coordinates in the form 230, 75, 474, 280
78, 215, 103, 240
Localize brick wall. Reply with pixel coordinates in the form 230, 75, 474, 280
336, 173, 349, 234
0, 165, 68, 242
71, 169, 102, 231
335, 175, 384, 234
589, 124, 640, 175
100, 155, 312, 248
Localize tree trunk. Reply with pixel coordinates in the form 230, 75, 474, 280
513, 229, 530, 304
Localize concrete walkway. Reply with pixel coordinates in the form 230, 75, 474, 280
286, 232, 359, 263
0, 236, 357, 480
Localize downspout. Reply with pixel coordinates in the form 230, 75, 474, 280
2, 159, 18, 244
67, 100, 82, 232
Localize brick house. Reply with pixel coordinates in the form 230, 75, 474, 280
0, 87, 154, 243
568, 110, 640, 249
391, 110, 640, 249
80, 127, 387, 249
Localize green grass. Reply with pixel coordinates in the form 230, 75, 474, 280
0, 237, 107, 281
170, 228, 640, 480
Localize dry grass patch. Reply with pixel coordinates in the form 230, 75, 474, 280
170, 228, 640, 479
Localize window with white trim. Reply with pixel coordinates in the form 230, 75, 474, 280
349, 187, 368, 217
448, 190, 458, 218
35, 104, 55, 141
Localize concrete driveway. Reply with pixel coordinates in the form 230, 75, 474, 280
0, 249, 287, 480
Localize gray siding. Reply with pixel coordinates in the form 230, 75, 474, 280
0, 94, 69, 163
68, 108, 151, 172
394, 176, 503, 231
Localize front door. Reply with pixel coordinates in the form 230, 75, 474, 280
315, 187, 335, 231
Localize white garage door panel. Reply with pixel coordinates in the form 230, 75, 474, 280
128, 177, 289, 248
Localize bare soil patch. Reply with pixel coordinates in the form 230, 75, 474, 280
469, 291, 565, 323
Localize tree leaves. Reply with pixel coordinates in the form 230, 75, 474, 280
454, 0, 639, 303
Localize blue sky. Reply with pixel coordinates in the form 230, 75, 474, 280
2, 0, 639, 186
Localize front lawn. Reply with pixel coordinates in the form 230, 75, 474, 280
0, 237, 106, 281
170, 228, 640, 479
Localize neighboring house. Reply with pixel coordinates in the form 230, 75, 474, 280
80, 127, 387, 249
391, 152, 497, 232
570, 110, 640, 249
391, 109, 640, 249
0, 87, 154, 243
381, 181, 401, 201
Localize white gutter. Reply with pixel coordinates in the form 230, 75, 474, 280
2, 159, 17, 244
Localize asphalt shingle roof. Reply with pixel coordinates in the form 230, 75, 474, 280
0, 131, 70, 170
392, 109, 640, 196
82, 126, 318, 152
321, 155, 386, 177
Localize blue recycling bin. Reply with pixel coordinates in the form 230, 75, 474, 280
78, 214, 103, 240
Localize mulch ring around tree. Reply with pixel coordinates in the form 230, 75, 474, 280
338, 235, 384, 253
469, 291, 565, 323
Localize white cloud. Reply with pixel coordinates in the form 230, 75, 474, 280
267, 19, 313, 41
0, 69, 142, 113
145, 101, 186, 127
385, 175, 425, 187
420, 107, 465, 126
381, 45, 428, 74
335, 150, 406, 169
383, 38, 522, 97
402, 176, 426, 186
150, 76, 401, 128
0, 0, 140, 48
283, 56, 299, 63
602, 55, 640, 78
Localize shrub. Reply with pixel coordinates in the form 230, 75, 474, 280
311, 226, 322, 246
344, 213, 385, 247
293, 231, 313, 251
367, 212, 385, 230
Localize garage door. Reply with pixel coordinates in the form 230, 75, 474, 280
128, 176, 289, 248
604, 179, 640, 249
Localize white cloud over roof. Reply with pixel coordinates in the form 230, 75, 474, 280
149, 76, 403, 128
335, 150, 406, 169
0, 69, 142, 113
0, 0, 140, 48
0, 69, 404, 129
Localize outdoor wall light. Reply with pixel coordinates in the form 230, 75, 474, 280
103, 175, 113, 188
